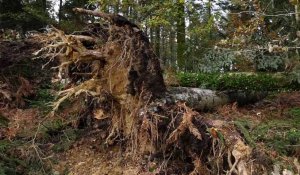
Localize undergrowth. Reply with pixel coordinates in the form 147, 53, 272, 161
177, 72, 300, 91
41, 119, 79, 153
27, 87, 54, 112
0, 139, 45, 175
0, 83, 80, 174
0, 118, 80, 174
235, 107, 300, 156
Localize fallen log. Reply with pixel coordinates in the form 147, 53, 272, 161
167, 87, 268, 110
167, 87, 229, 110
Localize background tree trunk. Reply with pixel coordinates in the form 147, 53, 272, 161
58, 0, 63, 23
155, 26, 160, 57
176, 1, 186, 70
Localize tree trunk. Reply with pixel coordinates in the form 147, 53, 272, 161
115, 0, 120, 14
38, 0, 47, 13
176, 1, 186, 70
169, 27, 175, 67
150, 27, 154, 45
58, 0, 63, 23
161, 27, 167, 65
296, 2, 300, 27
167, 87, 268, 111
155, 26, 160, 57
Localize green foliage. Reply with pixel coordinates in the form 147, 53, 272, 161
0, 0, 53, 32
27, 88, 54, 113
0, 154, 26, 175
0, 140, 28, 175
288, 107, 300, 118
251, 108, 300, 156
289, 66, 300, 84
0, 140, 11, 152
234, 120, 256, 147
40, 119, 79, 153
196, 49, 235, 73
42, 119, 66, 138
177, 72, 299, 91
0, 117, 79, 174
51, 128, 78, 153
0, 115, 9, 128
255, 53, 285, 71
59, 0, 92, 32
231, 107, 300, 156
58, 20, 84, 33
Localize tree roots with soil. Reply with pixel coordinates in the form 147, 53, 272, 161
33, 8, 266, 174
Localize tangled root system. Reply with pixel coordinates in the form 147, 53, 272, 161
33, 8, 262, 174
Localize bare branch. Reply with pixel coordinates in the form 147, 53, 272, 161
73, 8, 139, 28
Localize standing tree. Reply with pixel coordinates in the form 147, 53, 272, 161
0, 0, 52, 32
176, 0, 186, 70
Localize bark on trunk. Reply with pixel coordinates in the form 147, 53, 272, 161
176, 1, 186, 70
167, 87, 268, 110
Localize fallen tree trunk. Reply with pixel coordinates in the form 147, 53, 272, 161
167, 87, 268, 110
167, 87, 229, 110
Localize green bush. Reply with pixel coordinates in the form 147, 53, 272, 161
177, 72, 299, 91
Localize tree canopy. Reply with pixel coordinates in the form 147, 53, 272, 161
1, 0, 300, 76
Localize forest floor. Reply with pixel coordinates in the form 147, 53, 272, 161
1, 90, 299, 175
0, 35, 299, 175
50, 95, 300, 175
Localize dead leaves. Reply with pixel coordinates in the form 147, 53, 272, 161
0, 83, 12, 101
16, 77, 35, 106
0, 77, 34, 107
0, 108, 39, 140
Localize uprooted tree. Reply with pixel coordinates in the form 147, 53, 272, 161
32, 8, 264, 174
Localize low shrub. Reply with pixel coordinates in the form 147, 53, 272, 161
177, 72, 299, 91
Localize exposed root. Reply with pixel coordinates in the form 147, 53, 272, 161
166, 103, 202, 145
31, 8, 262, 174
